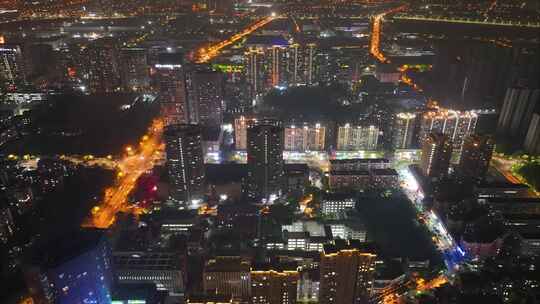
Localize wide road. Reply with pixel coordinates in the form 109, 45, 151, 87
370, 5, 408, 63
398, 167, 465, 273
84, 119, 164, 228
194, 14, 278, 63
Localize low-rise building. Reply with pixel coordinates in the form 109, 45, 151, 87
203, 256, 252, 300
251, 263, 299, 304
321, 193, 356, 216
114, 251, 185, 298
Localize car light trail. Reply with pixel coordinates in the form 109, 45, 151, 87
370, 5, 408, 63
83, 118, 165, 228
195, 15, 278, 63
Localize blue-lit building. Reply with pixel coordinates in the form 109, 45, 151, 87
25, 229, 113, 304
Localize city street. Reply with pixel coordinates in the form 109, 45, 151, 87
398, 167, 466, 274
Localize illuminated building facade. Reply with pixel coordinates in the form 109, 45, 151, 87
419, 109, 477, 154
392, 113, 416, 149
284, 123, 326, 151
187, 70, 224, 129
268, 45, 288, 88
118, 48, 150, 92
330, 159, 390, 171
164, 124, 205, 206
156, 53, 189, 126
247, 120, 284, 201
0, 45, 25, 85
234, 115, 257, 150
328, 171, 371, 191
245, 47, 266, 98
321, 193, 356, 215
24, 229, 113, 304
420, 133, 453, 179
287, 43, 317, 86
203, 256, 251, 300
319, 240, 377, 304
251, 264, 299, 304
458, 135, 495, 181
87, 41, 118, 93
336, 124, 379, 151
245, 38, 316, 96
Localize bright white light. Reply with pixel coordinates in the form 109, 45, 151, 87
268, 194, 278, 203
271, 12, 277, 17
190, 199, 202, 209
219, 194, 228, 201
155, 64, 181, 69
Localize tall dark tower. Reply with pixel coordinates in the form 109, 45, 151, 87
187, 70, 224, 129
458, 135, 495, 181
87, 39, 118, 93
156, 53, 189, 127
165, 124, 205, 207
420, 133, 453, 180
247, 120, 284, 201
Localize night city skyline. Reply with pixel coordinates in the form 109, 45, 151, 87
0, 1, 539, 304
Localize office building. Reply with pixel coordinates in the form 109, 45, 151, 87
247, 120, 284, 201
165, 124, 205, 206
203, 256, 251, 299
458, 135, 495, 181
188, 70, 224, 128
336, 124, 379, 151
0, 44, 25, 85
419, 109, 477, 154
371, 169, 400, 189
319, 240, 377, 304
498, 87, 540, 140
328, 170, 371, 191
251, 263, 299, 304
157, 53, 189, 126
524, 113, 540, 155
284, 123, 326, 151
321, 193, 356, 216
24, 229, 113, 304
330, 159, 390, 171
87, 40, 119, 93
392, 113, 416, 149
118, 48, 150, 92
114, 251, 185, 297
420, 133, 453, 179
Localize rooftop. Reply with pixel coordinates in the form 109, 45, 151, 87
330, 170, 370, 176
205, 256, 251, 273
372, 168, 399, 176
113, 251, 183, 270
323, 240, 377, 255
330, 158, 390, 164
